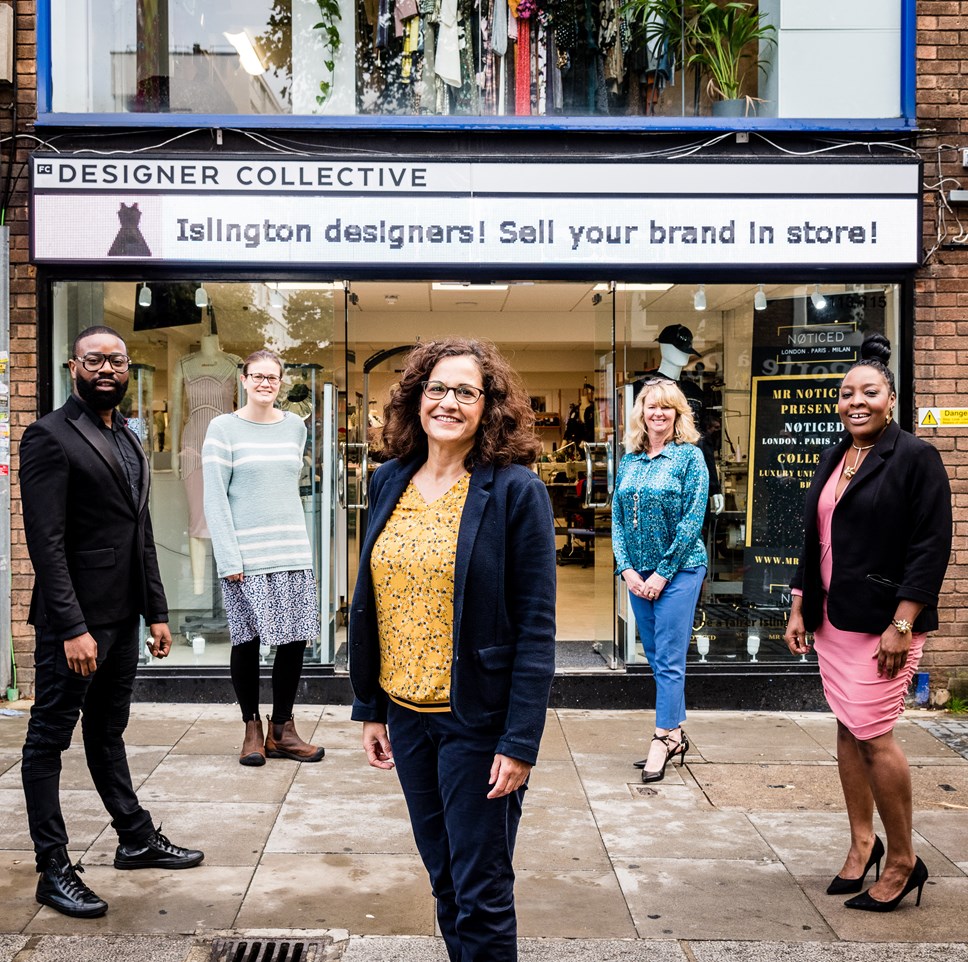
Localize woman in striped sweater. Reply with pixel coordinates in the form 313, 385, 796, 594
202, 349, 324, 767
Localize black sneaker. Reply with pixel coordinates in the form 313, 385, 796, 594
36, 847, 108, 918
114, 827, 204, 870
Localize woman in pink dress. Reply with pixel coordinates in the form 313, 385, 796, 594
784, 333, 952, 913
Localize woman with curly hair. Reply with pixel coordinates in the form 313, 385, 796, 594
349, 338, 556, 961
612, 378, 708, 783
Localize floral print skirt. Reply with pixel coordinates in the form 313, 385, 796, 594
221, 569, 319, 647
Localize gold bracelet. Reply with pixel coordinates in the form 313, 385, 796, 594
892, 618, 912, 635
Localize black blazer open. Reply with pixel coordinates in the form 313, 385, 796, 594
349, 457, 557, 765
20, 394, 168, 637
791, 421, 952, 634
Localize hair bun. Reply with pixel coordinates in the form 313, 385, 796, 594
860, 332, 891, 366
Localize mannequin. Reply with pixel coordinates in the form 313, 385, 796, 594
634, 325, 724, 516
170, 328, 242, 593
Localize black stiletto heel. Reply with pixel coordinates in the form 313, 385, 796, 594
640, 730, 689, 783
844, 857, 928, 912
826, 835, 885, 895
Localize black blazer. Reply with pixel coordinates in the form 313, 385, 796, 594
20, 394, 168, 637
791, 421, 952, 634
349, 457, 557, 765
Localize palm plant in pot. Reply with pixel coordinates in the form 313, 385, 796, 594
622, 0, 777, 117
687, 2, 776, 116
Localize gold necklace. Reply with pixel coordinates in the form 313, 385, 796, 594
843, 442, 875, 479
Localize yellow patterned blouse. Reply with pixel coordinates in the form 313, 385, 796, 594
371, 475, 470, 711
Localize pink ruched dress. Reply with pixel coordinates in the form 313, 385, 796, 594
811, 455, 925, 741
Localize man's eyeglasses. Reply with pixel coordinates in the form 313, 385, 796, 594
245, 373, 282, 386
421, 381, 485, 404
75, 353, 131, 373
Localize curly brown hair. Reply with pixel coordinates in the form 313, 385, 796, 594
381, 338, 542, 469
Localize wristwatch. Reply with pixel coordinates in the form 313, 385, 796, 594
892, 618, 912, 635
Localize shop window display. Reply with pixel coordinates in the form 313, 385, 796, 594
49, 280, 338, 668
47, 1, 904, 120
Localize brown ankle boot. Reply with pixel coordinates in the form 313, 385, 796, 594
264, 715, 325, 762
239, 718, 266, 767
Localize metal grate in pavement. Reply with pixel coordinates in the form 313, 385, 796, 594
211, 938, 337, 962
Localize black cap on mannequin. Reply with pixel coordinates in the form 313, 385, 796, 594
656, 324, 701, 357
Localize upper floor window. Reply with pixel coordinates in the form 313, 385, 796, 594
47, 0, 906, 122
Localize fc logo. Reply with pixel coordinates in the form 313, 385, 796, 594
37, 164, 53, 175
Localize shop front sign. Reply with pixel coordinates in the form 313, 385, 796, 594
30, 155, 921, 270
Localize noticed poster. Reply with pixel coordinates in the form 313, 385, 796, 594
743, 292, 890, 606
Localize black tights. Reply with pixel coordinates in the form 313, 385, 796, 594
230, 639, 306, 724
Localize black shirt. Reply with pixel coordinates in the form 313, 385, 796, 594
77, 398, 143, 505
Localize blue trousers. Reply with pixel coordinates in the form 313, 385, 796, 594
628, 566, 706, 730
388, 701, 525, 962
21, 618, 155, 868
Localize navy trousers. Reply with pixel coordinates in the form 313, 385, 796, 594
388, 701, 525, 962
21, 618, 154, 868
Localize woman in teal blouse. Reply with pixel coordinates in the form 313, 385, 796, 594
612, 379, 708, 783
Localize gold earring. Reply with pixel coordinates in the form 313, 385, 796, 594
887, 407, 894, 424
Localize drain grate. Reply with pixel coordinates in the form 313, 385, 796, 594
211, 938, 336, 962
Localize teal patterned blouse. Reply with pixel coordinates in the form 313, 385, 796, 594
611, 444, 709, 581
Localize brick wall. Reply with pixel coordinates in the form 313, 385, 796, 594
916, 1, 968, 689
7, 0, 37, 695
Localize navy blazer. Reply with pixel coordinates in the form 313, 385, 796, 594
791, 421, 952, 635
20, 394, 168, 637
349, 457, 557, 765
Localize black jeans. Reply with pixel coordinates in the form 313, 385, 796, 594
388, 701, 525, 962
21, 618, 154, 868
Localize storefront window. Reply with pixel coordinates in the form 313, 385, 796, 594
50, 280, 339, 668
48, 0, 904, 120
621, 281, 901, 666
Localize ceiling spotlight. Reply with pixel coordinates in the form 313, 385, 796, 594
138, 282, 152, 308
754, 284, 767, 311
268, 284, 284, 308
195, 285, 209, 308
693, 284, 706, 311
810, 284, 826, 310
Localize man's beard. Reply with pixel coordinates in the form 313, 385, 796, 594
76, 374, 129, 411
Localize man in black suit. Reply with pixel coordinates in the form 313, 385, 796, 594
20, 326, 203, 919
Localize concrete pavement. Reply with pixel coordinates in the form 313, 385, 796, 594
0, 704, 966, 960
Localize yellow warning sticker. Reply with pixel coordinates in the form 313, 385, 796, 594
919, 408, 968, 427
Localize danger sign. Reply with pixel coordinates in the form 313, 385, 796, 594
918, 408, 968, 428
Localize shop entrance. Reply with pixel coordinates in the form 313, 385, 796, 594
336, 279, 622, 672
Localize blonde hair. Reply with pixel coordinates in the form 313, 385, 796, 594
624, 379, 700, 453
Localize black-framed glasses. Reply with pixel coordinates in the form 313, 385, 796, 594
75, 352, 131, 373
421, 380, 485, 404
245, 373, 282, 386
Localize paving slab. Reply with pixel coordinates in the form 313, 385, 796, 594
749, 811, 964, 880
802, 873, 968, 942
236, 852, 435, 935
340, 936, 450, 961
515, 868, 638, 939
913, 810, 968, 868
0, 716, 28, 751
83, 801, 279, 867
0, 745, 167, 793
0, 788, 111, 852
681, 713, 835, 764
689, 941, 968, 962
695, 764, 853, 812
266, 782, 418, 856
556, 709, 653, 758
0, 851, 46, 932
23, 865, 254, 935
136, 753, 297, 804
612, 858, 835, 941
20, 936, 195, 962
0, 936, 27, 962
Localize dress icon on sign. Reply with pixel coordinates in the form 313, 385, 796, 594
108, 203, 152, 257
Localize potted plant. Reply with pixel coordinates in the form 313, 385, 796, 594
687, 2, 776, 116
621, 0, 776, 117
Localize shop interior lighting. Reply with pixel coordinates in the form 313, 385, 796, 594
276, 281, 345, 291
195, 285, 209, 308
224, 31, 266, 76
754, 284, 767, 311
432, 282, 509, 291
268, 283, 284, 309
693, 284, 706, 311
592, 283, 674, 292
810, 284, 827, 310
138, 282, 152, 308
